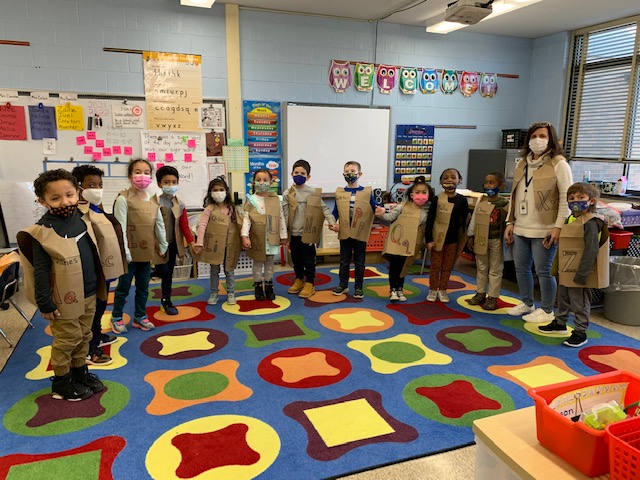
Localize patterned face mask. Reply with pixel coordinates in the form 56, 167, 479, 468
254, 182, 270, 193
48, 203, 78, 218
569, 201, 590, 214
343, 173, 359, 184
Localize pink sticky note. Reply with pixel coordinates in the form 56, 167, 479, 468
148, 152, 156, 162
103, 148, 112, 157
156, 163, 165, 169
184, 153, 193, 162
124, 146, 133, 155
76, 136, 86, 145
187, 139, 196, 148
164, 152, 174, 162
92, 152, 102, 161
86, 131, 96, 140
95, 139, 105, 148
83, 146, 93, 154
112, 146, 122, 154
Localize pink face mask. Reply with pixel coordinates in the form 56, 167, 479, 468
413, 193, 429, 206
132, 174, 152, 190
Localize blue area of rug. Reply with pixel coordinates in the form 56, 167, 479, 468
0, 265, 638, 479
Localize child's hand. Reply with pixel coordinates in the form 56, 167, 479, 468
242, 236, 251, 250
375, 206, 386, 217
330, 223, 339, 232
193, 245, 203, 255
42, 309, 60, 321
427, 241, 435, 251
466, 237, 474, 251
280, 238, 288, 246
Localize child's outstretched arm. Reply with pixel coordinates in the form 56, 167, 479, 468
574, 219, 601, 285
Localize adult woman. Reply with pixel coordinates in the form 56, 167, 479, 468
504, 122, 573, 323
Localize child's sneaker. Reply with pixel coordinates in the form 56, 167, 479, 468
538, 320, 568, 334
389, 289, 399, 301
333, 285, 349, 296
110, 316, 127, 334
467, 292, 486, 305
207, 293, 219, 305
426, 290, 438, 302
72, 365, 105, 393
354, 288, 364, 299
507, 302, 535, 316
288, 278, 305, 294
482, 297, 498, 311
563, 331, 588, 347
298, 282, 315, 299
523, 308, 554, 323
227, 293, 236, 305
133, 317, 155, 331
86, 347, 113, 366
51, 372, 93, 401
437, 290, 450, 303
97, 334, 118, 347
397, 289, 407, 302
161, 299, 179, 315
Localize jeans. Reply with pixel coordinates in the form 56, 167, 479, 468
155, 240, 178, 300
112, 261, 152, 320
513, 234, 558, 313
210, 263, 235, 295
290, 235, 317, 283
339, 238, 366, 290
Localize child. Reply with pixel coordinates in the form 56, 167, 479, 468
72, 165, 126, 365
425, 168, 469, 303
241, 169, 288, 301
282, 159, 337, 298
375, 176, 432, 302
193, 176, 242, 306
466, 172, 509, 310
154, 165, 196, 315
537, 182, 608, 347
110, 159, 168, 333
332, 161, 379, 299
17, 169, 107, 400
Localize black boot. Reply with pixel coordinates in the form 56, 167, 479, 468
72, 365, 105, 393
51, 371, 93, 401
264, 281, 276, 300
254, 282, 265, 301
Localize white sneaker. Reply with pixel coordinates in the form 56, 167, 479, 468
389, 289, 399, 301
507, 302, 535, 316
227, 293, 236, 305
397, 290, 407, 302
523, 308, 555, 323
207, 293, 219, 305
426, 290, 438, 302
438, 290, 450, 303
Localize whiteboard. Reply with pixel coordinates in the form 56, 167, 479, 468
283, 103, 390, 193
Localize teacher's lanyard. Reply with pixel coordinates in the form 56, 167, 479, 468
524, 164, 534, 193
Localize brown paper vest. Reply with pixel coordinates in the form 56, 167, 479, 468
197, 205, 242, 271
472, 197, 496, 256
245, 194, 281, 262
120, 190, 163, 263
302, 189, 325, 244
157, 195, 188, 257
87, 210, 125, 281
383, 203, 421, 256
432, 193, 455, 252
335, 187, 375, 242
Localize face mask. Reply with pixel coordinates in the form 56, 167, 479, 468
254, 182, 270, 193
162, 185, 178, 196
343, 173, 359, 184
412, 193, 429, 206
132, 174, 153, 190
292, 174, 307, 186
485, 186, 501, 197
529, 138, 549, 155
569, 201, 590, 214
211, 191, 227, 203
82, 188, 104, 205
442, 183, 456, 192
48, 203, 78, 218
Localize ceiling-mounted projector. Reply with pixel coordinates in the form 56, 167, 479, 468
444, 0, 493, 24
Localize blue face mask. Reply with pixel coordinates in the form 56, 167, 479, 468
485, 186, 500, 197
162, 186, 178, 196
343, 173, 359, 184
292, 174, 307, 186
569, 201, 590, 214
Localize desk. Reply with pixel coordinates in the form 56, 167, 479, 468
472, 407, 608, 480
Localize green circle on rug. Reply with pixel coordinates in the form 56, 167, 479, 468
164, 372, 230, 400
3, 380, 129, 436
371, 341, 426, 363
149, 283, 204, 301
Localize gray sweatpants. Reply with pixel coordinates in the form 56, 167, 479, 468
555, 285, 590, 333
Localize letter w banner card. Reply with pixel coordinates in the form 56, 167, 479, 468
143, 51, 202, 132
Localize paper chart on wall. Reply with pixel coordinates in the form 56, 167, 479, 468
0, 181, 43, 243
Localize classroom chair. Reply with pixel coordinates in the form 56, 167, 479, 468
0, 261, 34, 347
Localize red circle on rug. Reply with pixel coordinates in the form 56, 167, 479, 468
257, 348, 352, 388
276, 272, 331, 287
578, 345, 640, 373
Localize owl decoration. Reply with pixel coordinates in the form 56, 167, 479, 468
354, 62, 375, 92
329, 60, 352, 93
460, 71, 479, 97
399, 67, 418, 94
480, 72, 498, 98
440, 69, 459, 94
420, 68, 439, 94
376, 64, 397, 94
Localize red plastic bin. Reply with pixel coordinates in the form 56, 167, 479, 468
366, 226, 388, 252
607, 416, 640, 480
610, 230, 634, 250
528, 370, 640, 477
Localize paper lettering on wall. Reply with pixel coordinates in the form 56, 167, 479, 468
0, 105, 28, 140
55, 104, 84, 131
43, 138, 56, 155
0, 90, 19, 101
28, 105, 57, 139
112, 103, 146, 128
30, 91, 50, 102
59, 92, 78, 103
143, 51, 203, 131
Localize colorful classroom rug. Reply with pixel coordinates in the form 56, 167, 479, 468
1, 264, 639, 480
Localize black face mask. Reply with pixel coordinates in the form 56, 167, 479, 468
47, 203, 78, 218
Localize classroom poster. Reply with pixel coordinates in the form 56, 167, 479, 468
143, 51, 202, 131
28, 106, 57, 139
112, 103, 146, 129
199, 103, 225, 130
246, 156, 282, 194
0, 105, 27, 140
206, 131, 225, 157
222, 145, 249, 172
55, 104, 84, 131
394, 125, 434, 183
243, 101, 281, 156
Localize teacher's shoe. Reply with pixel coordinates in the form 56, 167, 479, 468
522, 308, 555, 323
507, 302, 535, 316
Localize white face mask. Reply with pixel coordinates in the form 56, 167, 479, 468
211, 191, 227, 203
529, 138, 549, 155
82, 188, 104, 205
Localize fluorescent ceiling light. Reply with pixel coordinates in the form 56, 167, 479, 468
426, 0, 542, 34
180, 0, 215, 8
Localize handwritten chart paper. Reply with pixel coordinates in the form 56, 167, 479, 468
0, 105, 27, 140
28, 106, 57, 139
55, 104, 84, 130
143, 51, 202, 131
112, 103, 146, 129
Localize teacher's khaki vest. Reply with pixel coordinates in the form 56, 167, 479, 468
509, 155, 565, 225
197, 204, 243, 271
157, 195, 188, 257
335, 187, 374, 242
286, 188, 325, 244
119, 189, 165, 264
558, 213, 610, 289
244, 193, 281, 262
